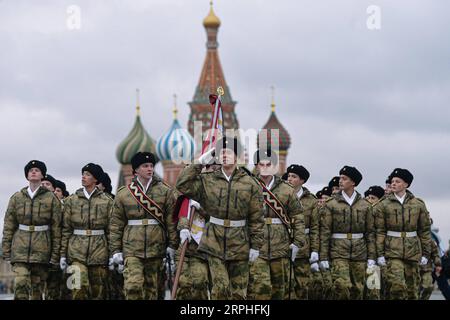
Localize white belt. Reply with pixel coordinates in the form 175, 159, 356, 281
73, 229, 105, 236
387, 231, 417, 238
265, 218, 283, 225
18, 224, 49, 232
210, 217, 246, 227
332, 233, 364, 239
305, 228, 310, 234
128, 219, 159, 226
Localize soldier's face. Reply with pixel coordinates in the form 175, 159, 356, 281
287, 173, 304, 188
332, 186, 340, 194
27, 167, 43, 182
366, 195, 379, 204
54, 188, 63, 200
82, 171, 97, 188
390, 177, 408, 193
42, 180, 55, 192
339, 175, 355, 191
385, 183, 392, 194
218, 148, 236, 166
257, 160, 277, 177
136, 162, 154, 179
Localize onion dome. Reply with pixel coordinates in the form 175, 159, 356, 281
203, 1, 221, 29
116, 89, 158, 165
258, 86, 291, 152
156, 95, 195, 162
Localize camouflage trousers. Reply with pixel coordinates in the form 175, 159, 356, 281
419, 269, 433, 300
108, 270, 125, 300
330, 259, 366, 300
69, 262, 108, 300
310, 269, 333, 300
12, 263, 48, 300
248, 257, 290, 300
123, 256, 164, 300
45, 265, 62, 300
292, 258, 310, 300
385, 259, 419, 300
176, 255, 209, 300
207, 255, 249, 300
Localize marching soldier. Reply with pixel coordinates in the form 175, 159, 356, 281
247, 153, 306, 300
110, 152, 178, 300
328, 176, 340, 195
2, 160, 62, 300
319, 166, 376, 300
175, 196, 209, 300
60, 163, 112, 299
374, 168, 432, 300
97, 171, 123, 300
313, 186, 333, 300
176, 136, 265, 300
286, 164, 318, 300
363, 185, 385, 300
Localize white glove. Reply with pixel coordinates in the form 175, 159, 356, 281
190, 199, 201, 210
420, 256, 428, 266
117, 263, 124, 274
319, 260, 330, 270
289, 243, 299, 262
367, 259, 376, 268
249, 249, 259, 262
198, 148, 216, 165
377, 256, 386, 266
180, 229, 191, 245
113, 252, 123, 265
167, 247, 176, 262
310, 262, 320, 273
309, 251, 319, 263
59, 257, 67, 271
108, 258, 115, 271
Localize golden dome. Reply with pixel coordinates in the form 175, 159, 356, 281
203, 1, 221, 28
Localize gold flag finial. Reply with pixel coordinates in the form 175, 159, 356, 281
217, 86, 224, 97
172, 94, 178, 119
136, 88, 141, 116
270, 85, 275, 113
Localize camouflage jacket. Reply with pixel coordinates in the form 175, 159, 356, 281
374, 191, 431, 262
2, 186, 62, 264
110, 176, 178, 259
298, 187, 319, 258
60, 188, 113, 266
176, 164, 265, 261
320, 191, 376, 261
255, 175, 305, 260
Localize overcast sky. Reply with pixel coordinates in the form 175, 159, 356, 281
1, 0, 449, 247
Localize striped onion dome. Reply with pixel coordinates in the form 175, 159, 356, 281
156, 118, 195, 162
116, 93, 158, 164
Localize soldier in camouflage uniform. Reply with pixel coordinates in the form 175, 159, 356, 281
320, 166, 376, 300
175, 197, 209, 300
374, 168, 431, 300
176, 136, 265, 300
362, 185, 385, 300
97, 172, 125, 300
311, 185, 333, 300
247, 153, 306, 300
60, 163, 112, 300
286, 164, 319, 300
419, 238, 441, 300
2, 160, 62, 300
110, 152, 178, 300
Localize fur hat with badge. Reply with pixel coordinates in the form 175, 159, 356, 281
339, 166, 363, 186
24, 160, 47, 179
